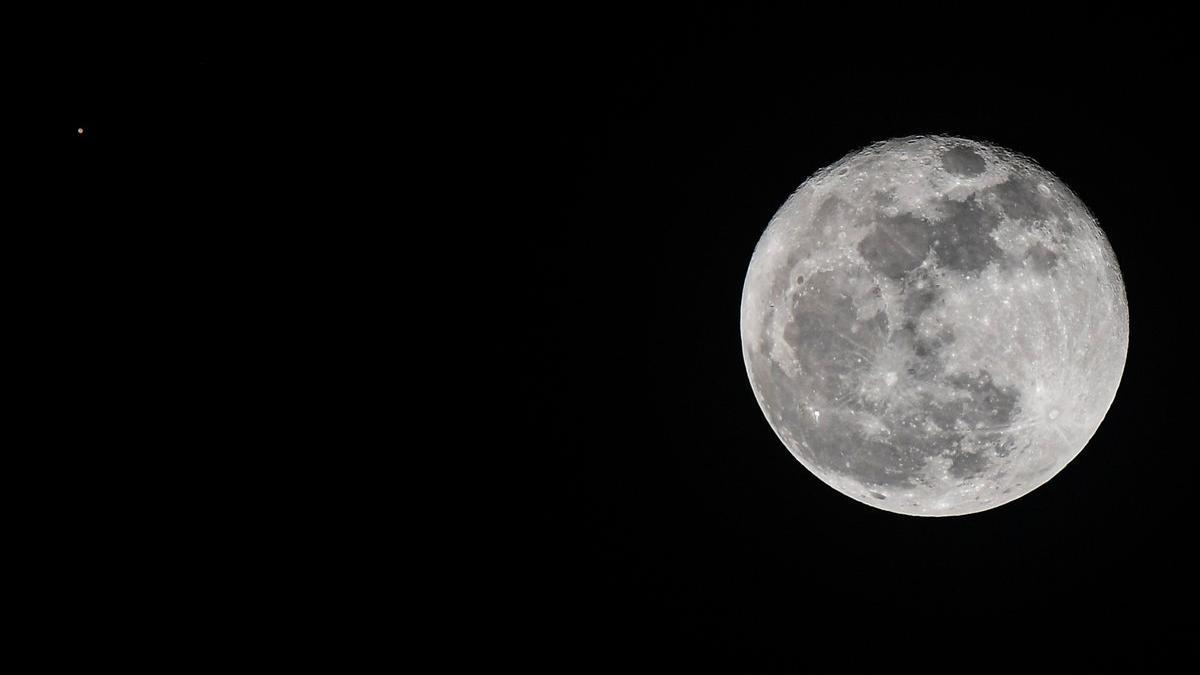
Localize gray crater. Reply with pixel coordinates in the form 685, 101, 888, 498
1024, 242, 1059, 274
941, 145, 987, 177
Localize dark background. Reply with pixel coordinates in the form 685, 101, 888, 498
18, 36, 365, 655
526, 4, 1195, 662
30, 4, 1195, 663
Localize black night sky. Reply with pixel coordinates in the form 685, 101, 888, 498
24, 5, 1196, 667
524, 5, 1196, 665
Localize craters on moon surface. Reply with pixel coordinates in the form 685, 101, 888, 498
740, 136, 1128, 516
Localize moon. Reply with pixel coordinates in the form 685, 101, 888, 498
740, 136, 1127, 516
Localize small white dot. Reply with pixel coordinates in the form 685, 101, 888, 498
77, 128, 84, 135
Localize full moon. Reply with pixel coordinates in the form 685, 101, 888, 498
740, 136, 1127, 516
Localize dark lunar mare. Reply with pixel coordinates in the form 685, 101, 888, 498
761, 191, 1034, 490
930, 196, 1003, 274
940, 145, 987, 177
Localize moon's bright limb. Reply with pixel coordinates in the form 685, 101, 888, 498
740, 136, 1127, 516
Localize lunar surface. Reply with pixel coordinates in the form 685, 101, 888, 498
740, 136, 1127, 516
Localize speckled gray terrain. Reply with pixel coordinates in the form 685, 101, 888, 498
741, 136, 1127, 516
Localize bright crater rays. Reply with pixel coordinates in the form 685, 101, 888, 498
740, 136, 1127, 516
